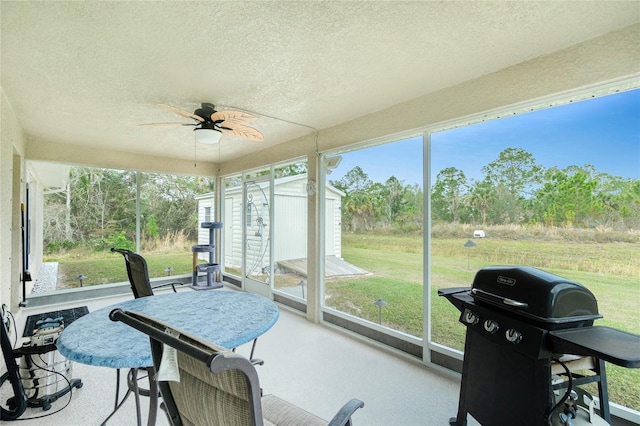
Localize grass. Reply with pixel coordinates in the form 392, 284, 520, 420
49, 229, 640, 411
48, 251, 197, 289
327, 232, 640, 411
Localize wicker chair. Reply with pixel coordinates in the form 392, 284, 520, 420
110, 309, 364, 426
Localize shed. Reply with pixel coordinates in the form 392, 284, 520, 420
196, 174, 344, 270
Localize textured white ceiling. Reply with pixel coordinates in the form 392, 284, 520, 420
2, 1, 638, 163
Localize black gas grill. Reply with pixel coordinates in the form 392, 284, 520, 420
439, 266, 640, 426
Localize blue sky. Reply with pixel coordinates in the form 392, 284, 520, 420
329, 88, 639, 187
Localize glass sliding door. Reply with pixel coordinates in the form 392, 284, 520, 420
243, 177, 272, 295
271, 161, 309, 300
221, 174, 242, 280
228, 161, 309, 299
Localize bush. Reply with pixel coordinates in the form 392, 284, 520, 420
45, 239, 79, 254
145, 214, 160, 239
103, 231, 135, 251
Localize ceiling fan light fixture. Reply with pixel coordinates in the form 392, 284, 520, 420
195, 128, 222, 144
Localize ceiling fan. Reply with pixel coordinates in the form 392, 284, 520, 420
144, 103, 264, 143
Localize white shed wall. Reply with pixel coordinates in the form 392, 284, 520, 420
196, 198, 215, 239
198, 175, 343, 270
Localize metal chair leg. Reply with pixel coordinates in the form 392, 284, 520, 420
129, 368, 142, 426
249, 338, 264, 366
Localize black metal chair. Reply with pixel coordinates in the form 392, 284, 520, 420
110, 248, 183, 297
111, 247, 265, 366
1, 320, 28, 420
108, 247, 185, 425
110, 309, 365, 426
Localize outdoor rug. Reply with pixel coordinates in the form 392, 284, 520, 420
23, 306, 89, 337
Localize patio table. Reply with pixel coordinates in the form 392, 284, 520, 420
57, 289, 279, 426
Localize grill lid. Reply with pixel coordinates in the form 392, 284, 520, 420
471, 266, 601, 325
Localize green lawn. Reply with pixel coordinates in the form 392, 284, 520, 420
328, 234, 640, 411
50, 252, 196, 289
52, 234, 640, 410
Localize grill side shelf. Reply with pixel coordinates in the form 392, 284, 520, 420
437, 287, 473, 312
549, 326, 640, 368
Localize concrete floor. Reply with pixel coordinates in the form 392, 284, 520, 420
4, 285, 637, 426
3, 288, 476, 425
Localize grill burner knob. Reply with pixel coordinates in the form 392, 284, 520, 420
463, 310, 479, 325
483, 319, 499, 334
505, 329, 523, 344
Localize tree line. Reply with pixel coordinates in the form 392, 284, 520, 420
330, 167, 424, 233
43, 148, 638, 252
43, 162, 308, 252
332, 148, 639, 232
44, 168, 215, 252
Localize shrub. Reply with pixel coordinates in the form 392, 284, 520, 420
45, 239, 79, 254
103, 231, 135, 251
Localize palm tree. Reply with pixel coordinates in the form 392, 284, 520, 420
469, 179, 494, 226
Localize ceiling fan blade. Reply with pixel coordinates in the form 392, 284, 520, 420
219, 124, 264, 141
211, 110, 257, 124
220, 118, 254, 129
157, 103, 204, 122
140, 122, 197, 127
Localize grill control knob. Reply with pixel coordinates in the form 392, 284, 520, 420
483, 319, 499, 334
463, 310, 479, 325
505, 329, 523, 344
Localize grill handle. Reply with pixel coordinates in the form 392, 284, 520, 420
503, 298, 528, 308
471, 288, 529, 309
